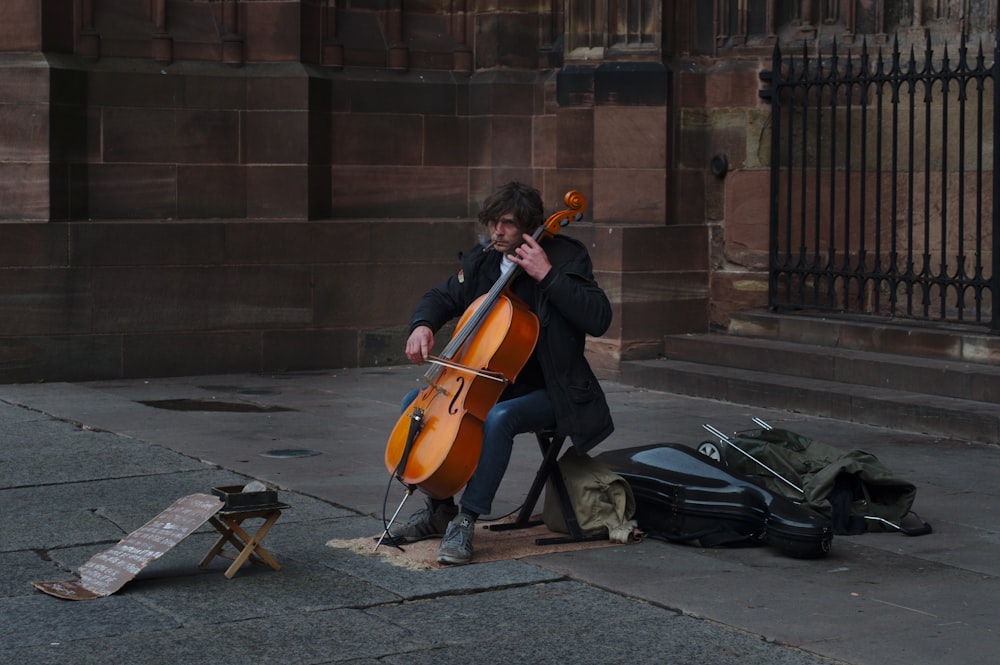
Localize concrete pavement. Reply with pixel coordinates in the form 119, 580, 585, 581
1, 365, 997, 664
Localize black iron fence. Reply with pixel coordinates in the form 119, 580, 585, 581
759, 34, 999, 332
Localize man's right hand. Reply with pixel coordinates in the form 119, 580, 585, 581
405, 326, 434, 364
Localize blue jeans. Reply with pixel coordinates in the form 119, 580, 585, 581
400, 386, 555, 517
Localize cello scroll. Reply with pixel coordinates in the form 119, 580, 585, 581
537, 190, 586, 239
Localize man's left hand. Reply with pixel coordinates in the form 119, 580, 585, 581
511, 234, 552, 282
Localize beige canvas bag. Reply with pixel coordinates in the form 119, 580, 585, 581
542, 447, 638, 543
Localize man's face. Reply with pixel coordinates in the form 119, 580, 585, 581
488, 212, 524, 255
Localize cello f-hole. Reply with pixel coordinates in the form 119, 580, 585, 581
448, 376, 466, 415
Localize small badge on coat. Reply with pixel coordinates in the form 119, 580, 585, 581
457, 269, 464, 283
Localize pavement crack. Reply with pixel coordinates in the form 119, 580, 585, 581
868, 597, 939, 617
356, 575, 572, 610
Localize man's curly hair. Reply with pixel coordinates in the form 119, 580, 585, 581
478, 181, 544, 234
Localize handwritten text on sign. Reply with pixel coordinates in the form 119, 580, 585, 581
33, 493, 223, 600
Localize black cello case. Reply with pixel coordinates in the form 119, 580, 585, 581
595, 444, 833, 558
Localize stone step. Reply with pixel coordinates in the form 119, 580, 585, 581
728, 310, 1000, 364
619, 356, 1000, 445
659, 333, 1000, 403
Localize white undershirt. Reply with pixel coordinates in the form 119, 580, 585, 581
500, 254, 515, 276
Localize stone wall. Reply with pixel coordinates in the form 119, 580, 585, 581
670, 57, 772, 330
0, 218, 477, 382
0, 2, 728, 382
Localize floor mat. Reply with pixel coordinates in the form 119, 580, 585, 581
327, 515, 633, 569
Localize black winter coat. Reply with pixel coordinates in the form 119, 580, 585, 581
409, 234, 615, 453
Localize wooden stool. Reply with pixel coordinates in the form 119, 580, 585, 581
487, 430, 605, 545
199, 503, 289, 579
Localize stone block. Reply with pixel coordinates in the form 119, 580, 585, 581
970, 371, 1000, 402
724, 169, 771, 250
594, 62, 669, 106
49, 103, 89, 163
307, 163, 334, 220
424, 115, 469, 167
178, 166, 247, 218
467, 116, 491, 167
727, 310, 780, 338
0, 0, 42, 52
263, 328, 360, 371
225, 220, 364, 264
469, 73, 539, 116
675, 69, 706, 109
179, 73, 247, 110
83, 164, 177, 218
103, 108, 240, 164
0, 223, 69, 266
472, 13, 539, 70
0, 163, 49, 221
556, 107, 594, 169
89, 70, 180, 108
678, 109, 747, 169
745, 109, 771, 168
556, 64, 596, 108
314, 261, 456, 328
0, 334, 122, 383
245, 110, 309, 164
247, 165, 310, 218
330, 165, 468, 217
299, 1, 324, 64
584, 340, 620, 378
532, 114, 557, 168
0, 105, 49, 161
0, 267, 92, 335
247, 72, 309, 110
585, 225, 711, 359
875, 326, 963, 361
69, 222, 227, 267
0, 59, 50, 104
495, 13, 541, 69
404, 12, 458, 71
673, 168, 706, 224
357, 75, 459, 115
123, 332, 261, 378
705, 61, 765, 108
89, 266, 313, 333
490, 116, 532, 166
675, 108, 713, 169
330, 113, 424, 165
542, 171, 593, 219
594, 106, 667, 170
368, 219, 479, 264
660, 298, 711, 334
709, 272, 769, 328
963, 335, 1000, 365
619, 293, 683, 341
702, 111, 750, 172
243, 1, 302, 62
588, 224, 708, 273
592, 168, 665, 223
359, 326, 409, 367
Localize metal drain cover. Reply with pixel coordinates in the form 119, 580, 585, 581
260, 448, 321, 459
138, 399, 292, 413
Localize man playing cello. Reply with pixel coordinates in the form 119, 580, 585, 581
391, 181, 614, 564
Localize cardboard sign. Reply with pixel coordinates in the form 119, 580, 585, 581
34, 493, 223, 600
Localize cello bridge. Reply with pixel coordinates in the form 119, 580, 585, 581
423, 377, 450, 397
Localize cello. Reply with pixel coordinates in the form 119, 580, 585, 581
376, 190, 587, 547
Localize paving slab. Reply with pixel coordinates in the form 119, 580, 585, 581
1, 367, 997, 664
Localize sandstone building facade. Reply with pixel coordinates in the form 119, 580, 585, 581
0, 1, 994, 382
